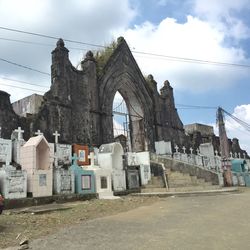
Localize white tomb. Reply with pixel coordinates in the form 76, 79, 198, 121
56, 144, 72, 166
20, 135, 53, 197
0, 167, 27, 199
11, 127, 25, 165
83, 152, 116, 199
127, 151, 151, 185
98, 142, 126, 191
0, 138, 12, 164
53, 168, 75, 194
155, 141, 172, 155
199, 143, 217, 169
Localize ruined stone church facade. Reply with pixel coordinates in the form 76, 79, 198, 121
0, 37, 186, 152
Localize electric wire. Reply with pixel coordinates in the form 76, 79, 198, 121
1, 26, 250, 69
0, 57, 50, 76
0, 82, 46, 93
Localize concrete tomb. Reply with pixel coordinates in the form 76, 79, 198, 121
84, 152, 115, 199
98, 142, 126, 191
53, 168, 75, 194
72, 144, 89, 166
53, 142, 75, 194
155, 141, 172, 155
11, 127, 26, 166
70, 154, 96, 195
20, 135, 53, 197
199, 143, 217, 169
127, 151, 151, 186
0, 167, 27, 199
0, 138, 12, 165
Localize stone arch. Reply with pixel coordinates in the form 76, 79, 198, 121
99, 58, 155, 152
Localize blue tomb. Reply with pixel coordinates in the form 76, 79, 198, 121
70, 153, 96, 194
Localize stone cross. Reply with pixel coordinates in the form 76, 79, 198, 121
35, 130, 43, 136
175, 145, 179, 153
238, 152, 241, 159
243, 153, 246, 159
215, 150, 218, 157
230, 152, 233, 158
53, 131, 60, 144
88, 152, 95, 167
190, 147, 193, 155
14, 127, 24, 141
234, 152, 238, 158
71, 153, 79, 166
196, 148, 200, 155
182, 146, 186, 154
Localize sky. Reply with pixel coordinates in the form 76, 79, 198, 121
0, 0, 250, 152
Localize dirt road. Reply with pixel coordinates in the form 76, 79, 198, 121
3, 190, 250, 250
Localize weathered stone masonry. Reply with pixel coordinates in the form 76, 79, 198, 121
0, 37, 186, 152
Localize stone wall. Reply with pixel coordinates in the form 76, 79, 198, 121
0, 37, 188, 151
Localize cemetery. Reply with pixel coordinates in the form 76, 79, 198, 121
0, 38, 249, 211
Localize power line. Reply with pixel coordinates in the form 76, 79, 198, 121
0, 37, 91, 51
0, 82, 45, 93
1, 26, 250, 69
176, 104, 217, 109
0, 57, 50, 76
1, 76, 49, 88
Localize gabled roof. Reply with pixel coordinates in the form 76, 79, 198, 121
23, 135, 49, 147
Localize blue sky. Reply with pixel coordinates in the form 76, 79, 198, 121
0, 0, 250, 151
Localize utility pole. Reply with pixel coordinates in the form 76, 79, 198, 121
217, 107, 232, 186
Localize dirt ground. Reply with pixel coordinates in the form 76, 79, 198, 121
0, 196, 160, 249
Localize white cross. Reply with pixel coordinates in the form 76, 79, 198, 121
196, 148, 200, 155
234, 152, 238, 158
215, 150, 218, 157
243, 153, 246, 159
53, 131, 61, 144
190, 147, 193, 154
238, 152, 241, 159
175, 145, 179, 153
14, 127, 24, 141
182, 146, 186, 154
88, 152, 95, 167
230, 152, 233, 158
35, 130, 43, 136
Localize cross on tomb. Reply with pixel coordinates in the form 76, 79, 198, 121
196, 148, 200, 155
35, 130, 43, 136
234, 152, 238, 158
14, 127, 24, 141
215, 150, 218, 157
190, 147, 193, 155
230, 152, 233, 158
88, 152, 95, 167
238, 152, 241, 159
174, 145, 179, 153
71, 153, 79, 166
243, 153, 246, 159
182, 146, 186, 154
53, 131, 61, 144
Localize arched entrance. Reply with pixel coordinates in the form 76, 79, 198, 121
99, 72, 154, 152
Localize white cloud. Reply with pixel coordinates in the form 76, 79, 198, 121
225, 104, 250, 154
0, 0, 136, 102
120, 15, 249, 93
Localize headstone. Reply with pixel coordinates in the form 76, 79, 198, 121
230, 152, 233, 158
0, 138, 12, 164
53, 168, 75, 194
98, 142, 126, 191
182, 146, 186, 154
20, 135, 53, 197
0, 168, 27, 199
72, 144, 89, 166
127, 151, 151, 185
190, 147, 193, 155
56, 144, 72, 166
175, 145, 179, 153
126, 166, 140, 189
70, 153, 96, 194
155, 141, 172, 155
